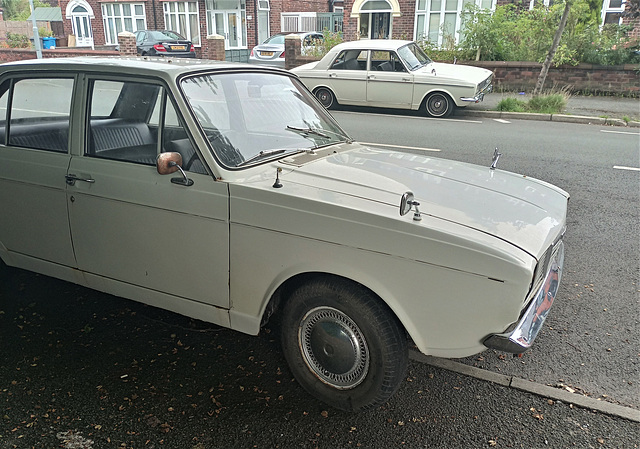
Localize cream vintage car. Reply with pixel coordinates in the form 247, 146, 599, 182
292, 39, 493, 117
0, 57, 567, 411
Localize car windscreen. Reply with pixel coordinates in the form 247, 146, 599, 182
181, 72, 350, 168
397, 43, 432, 71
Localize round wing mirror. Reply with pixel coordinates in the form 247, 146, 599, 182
399, 191, 414, 217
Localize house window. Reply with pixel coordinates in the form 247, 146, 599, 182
281, 12, 317, 32
102, 3, 147, 45
164, 1, 201, 46
415, 0, 494, 46
601, 0, 626, 26
257, 0, 270, 44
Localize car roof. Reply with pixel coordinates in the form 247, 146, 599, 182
331, 39, 414, 52
0, 56, 290, 79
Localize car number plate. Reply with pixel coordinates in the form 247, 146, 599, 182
260, 51, 274, 57
170, 45, 187, 51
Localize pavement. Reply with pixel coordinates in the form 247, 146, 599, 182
460, 92, 640, 127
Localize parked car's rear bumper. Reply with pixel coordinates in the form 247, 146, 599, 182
483, 241, 564, 353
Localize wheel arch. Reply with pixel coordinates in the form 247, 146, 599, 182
418, 89, 459, 110
258, 271, 410, 343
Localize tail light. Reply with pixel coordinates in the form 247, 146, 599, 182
153, 44, 166, 52
190, 44, 195, 52
278, 51, 285, 59
250, 48, 254, 57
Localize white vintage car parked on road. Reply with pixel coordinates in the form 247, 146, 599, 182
292, 39, 493, 117
0, 57, 567, 411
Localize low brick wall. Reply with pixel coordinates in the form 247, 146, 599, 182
0, 48, 118, 63
465, 61, 639, 97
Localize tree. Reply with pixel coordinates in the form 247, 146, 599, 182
533, 0, 573, 95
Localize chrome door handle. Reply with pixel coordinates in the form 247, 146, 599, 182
329, 73, 337, 78
402, 78, 411, 82
367, 74, 375, 80
65, 174, 95, 186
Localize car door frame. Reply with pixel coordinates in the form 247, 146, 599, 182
365, 50, 414, 108
65, 73, 231, 326
0, 72, 82, 284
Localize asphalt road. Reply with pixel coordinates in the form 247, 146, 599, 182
1, 112, 639, 448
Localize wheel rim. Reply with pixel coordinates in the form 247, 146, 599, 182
426, 94, 449, 117
299, 306, 369, 389
315, 89, 333, 108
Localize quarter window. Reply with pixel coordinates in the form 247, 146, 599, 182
0, 77, 74, 153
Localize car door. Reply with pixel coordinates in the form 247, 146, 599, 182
366, 50, 413, 108
66, 77, 230, 309
0, 75, 77, 270
325, 49, 368, 105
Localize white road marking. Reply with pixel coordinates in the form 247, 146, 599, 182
333, 110, 482, 124
360, 142, 441, 152
613, 165, 640, 172
601, 129, 640, 136
493, 118, 511, 124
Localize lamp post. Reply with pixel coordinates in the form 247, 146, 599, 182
28, 0, 43, 59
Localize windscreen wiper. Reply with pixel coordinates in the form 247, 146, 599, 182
286, 125, 331, 139
236, 148, 314, 167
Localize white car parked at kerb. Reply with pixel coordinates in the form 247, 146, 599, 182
0, 57, 567, 412
292, 39, 494, 117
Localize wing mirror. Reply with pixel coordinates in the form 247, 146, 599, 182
157, 152, 194, 186
400, 191, 422, 221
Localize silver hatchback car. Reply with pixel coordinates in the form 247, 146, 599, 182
249, 31, 323, 67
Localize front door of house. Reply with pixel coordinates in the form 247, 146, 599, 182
71, 5, 94, 48
211, 11, 243, 49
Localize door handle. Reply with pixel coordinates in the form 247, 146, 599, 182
65, 174, 95, 186
329, 73, 337, 78
367, 74, 375, 80
402, 78, 411, 82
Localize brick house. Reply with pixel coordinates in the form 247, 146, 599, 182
56, 0, 637, 56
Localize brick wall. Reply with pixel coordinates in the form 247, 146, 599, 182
0, 48, 118, 63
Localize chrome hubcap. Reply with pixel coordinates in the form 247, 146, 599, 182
299, 307, 369, 389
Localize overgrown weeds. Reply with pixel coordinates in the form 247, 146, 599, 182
496, 92, 569, 114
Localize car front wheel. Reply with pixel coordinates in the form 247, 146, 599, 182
314, 87, 336, 109
280, 276, 408, 411
424, 92, 453, 117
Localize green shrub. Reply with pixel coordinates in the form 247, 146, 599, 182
6, 32, 30, 49
305, 30, 343, 59
458, 0, 637, 66
497, 93, 568, 114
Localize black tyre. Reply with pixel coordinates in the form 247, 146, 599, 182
314, 87, 336, 109
280, 276, 408, 411
424, 92, 453, 117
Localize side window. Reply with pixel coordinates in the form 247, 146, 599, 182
330, 50, 367, 71
88, 80, 160, 165
88, 79, 206, 173
371, 51, 406, 72
4, 77, 74, 153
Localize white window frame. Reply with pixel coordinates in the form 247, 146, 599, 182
414, 0, 495, 46
601, 0, 626, 26
102, 3, 147, 45
163, 1, 201, 46
281, 12, 317, 32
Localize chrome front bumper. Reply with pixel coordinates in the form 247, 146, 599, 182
460, 78, 493, 103
483, 241, 565, 353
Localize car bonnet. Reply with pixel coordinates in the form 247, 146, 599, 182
279, 144, 568, 259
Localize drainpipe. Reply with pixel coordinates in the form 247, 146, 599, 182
28, 0, 42, 59
152, 0, 158, 29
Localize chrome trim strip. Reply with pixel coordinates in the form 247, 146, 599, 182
483, 241, 564, 353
